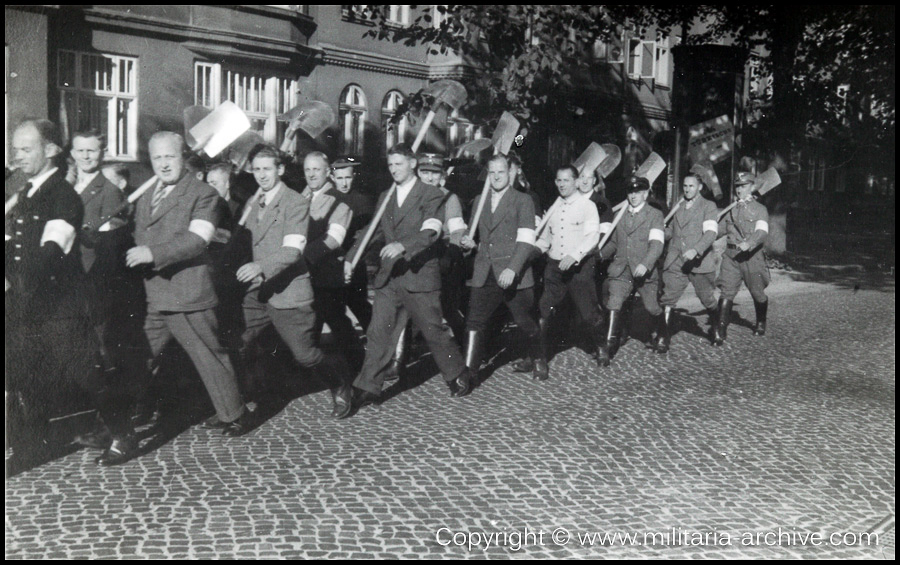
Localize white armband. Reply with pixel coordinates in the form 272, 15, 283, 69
516, 228, 536, 245
649, 228, 665, 243
283, 234, 307, 252
40, 219, 76, 254
755, 220, 769, 233
188, 219, 216, 243
447, 217, 467, 233
327, 223, 347, 246
702, 220, 718, 234
421, 218, 443, 233
599, 222, 612, 235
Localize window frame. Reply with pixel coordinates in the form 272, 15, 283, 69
340, 84, 368, 157
382, 90, 409, 151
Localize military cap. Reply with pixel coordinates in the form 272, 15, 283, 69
626, 175, 651, 192
332, 156, 361, 169
734, 171, 756, 186
417, 153, 446, 173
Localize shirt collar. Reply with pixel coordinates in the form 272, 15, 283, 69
562, 191, 583, 204
257, 182, 284, 206
628, 202, 646, 214
26, 167, 60, 198
395, 176, 417, 192
491, 185, 510, 201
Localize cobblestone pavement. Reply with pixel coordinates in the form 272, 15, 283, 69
6, 277, 895, 559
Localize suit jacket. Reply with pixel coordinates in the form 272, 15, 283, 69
468, 188, 536, 289
347, 179, 443, 291
242, 182, 313, 308
78, 172, 127, 274
303, 183, 353, 289
601, 204, 665, 280
5, 169, 90, 320
720, 199, 769, 259
663, 196, 719, 273
133, 173, 219, 312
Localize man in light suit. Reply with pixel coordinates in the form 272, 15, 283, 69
237, 145, 351, 417
597, 175, 665, 365
126, 132, 252, 461
657, 173, 719, 352
335, 144, 474, 419
459, 154, 542, 381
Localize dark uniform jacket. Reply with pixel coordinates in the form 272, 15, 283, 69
77, 173, 127, 275
302, 183, 352, 289
600, 203, 665, 280
467, 187, 537, 289
133, 173, 220, 312
663, 196, 719, 273
347, 179, 444, 292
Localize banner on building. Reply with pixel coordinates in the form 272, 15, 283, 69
688, 115, 733, 165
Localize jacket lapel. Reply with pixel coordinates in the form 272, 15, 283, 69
80, 174, 106, 207
490, 189, 512, 231
253, 183, 287, 243
677, 199, 700, 228
626, 206, 649, 234
146, 177, 185, 227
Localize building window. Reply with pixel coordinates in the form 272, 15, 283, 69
387, 5, 411, 26
342, 5, 375, 23
627, 37, 656, 80
654, 34, 672, 87
431, 5, 447, 29
58, 50, 138, 159
194, 62, 298, 147
340, 84, 367, 157
446, 108, 482, 151
382, 90, 409, 150
265, 5, 308, 14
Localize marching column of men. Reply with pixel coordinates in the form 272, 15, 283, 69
6, 116, 775, 468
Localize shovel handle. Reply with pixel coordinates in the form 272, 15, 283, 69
82, 175, 158, 230
664, 198, 684, 225
410, 109, 438, 154
597, 201, 628, 254
467, 174, 493, 240
349, 185, 397, 272
535, 198, 562, 238
717, 201, 738, 221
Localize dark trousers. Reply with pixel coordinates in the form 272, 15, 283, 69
312, 286, 364, 347
354, 282, 466, 395
466, 271, 538, 336
660, 263, 717, 310
345, 268, 373, 332
145, 308, 245, 423
605, 265, 662, 316
718, 250, 769, 302
539, 256, 601, 326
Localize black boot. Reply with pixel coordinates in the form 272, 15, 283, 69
531, 326, 550, 381
384, 324, 409, 383
653, 307, 673, 354
712, 298, 733, 346
598, 310, 622, 366
449, 368, 474, 398
464, 330, 484, 380
753, 299, 768, 336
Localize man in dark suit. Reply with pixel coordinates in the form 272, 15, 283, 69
5, 120, 101, 468
459, 154, 543, 381
335, 144, 474, 418
597, 175, 666, 365
658, 173, 720, 352
125, 132, 252, 458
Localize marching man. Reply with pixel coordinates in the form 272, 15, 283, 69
657, 173, 720, 352
713, 171, 770, 345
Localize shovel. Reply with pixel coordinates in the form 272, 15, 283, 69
467, 112, 522, 239
717, 167, 782, 221
279, 100, 337, 148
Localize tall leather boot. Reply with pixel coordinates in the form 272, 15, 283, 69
531, 327, 550, 381
653, 307, 673, 354
597, 310, 622, 367
464, 330, 484, 379
384, 324, 409, 383
753, 299, 768, 336
712, 298, 733, 346
591, 319, 607, 368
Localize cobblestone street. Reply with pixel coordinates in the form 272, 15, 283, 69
6, 274, 895, 559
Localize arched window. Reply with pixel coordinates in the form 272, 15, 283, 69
446, 108, 482, 150
339, 84, 367, 156
382, 90, 409, 150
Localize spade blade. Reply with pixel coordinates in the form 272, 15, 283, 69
279, 100, 336, 140
598, 144, 622, 178
754, 167, 782, 195
634, 152, 667, 185
421, 79, 468, 110
187, 101, 252, 158
454, 138, 492, 157
690, 160, 722, 199
572, 143, 608, 175
491, 112, 521, 156
184, 105, 213, 148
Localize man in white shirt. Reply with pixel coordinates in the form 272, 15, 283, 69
536, 164, 603, 367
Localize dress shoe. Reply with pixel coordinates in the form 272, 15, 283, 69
201, 414, 229, 430
331, 385, 353, 419
74, 426, 113, 449
350, 387, 380, 413
511, 358, 535, 373
95, 435, 139, 466
222, 411, 257, 437
450, 369, 473, 398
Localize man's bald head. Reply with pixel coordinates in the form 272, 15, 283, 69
13, 119, 62, 177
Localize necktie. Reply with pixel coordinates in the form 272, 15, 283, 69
257, 194, 267, 221
150, 183, 167, 216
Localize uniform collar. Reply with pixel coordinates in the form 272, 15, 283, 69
26, 167, 60, 198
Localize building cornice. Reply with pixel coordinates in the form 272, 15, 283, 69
81, 7, 320, 66
318, 43, 476, 81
